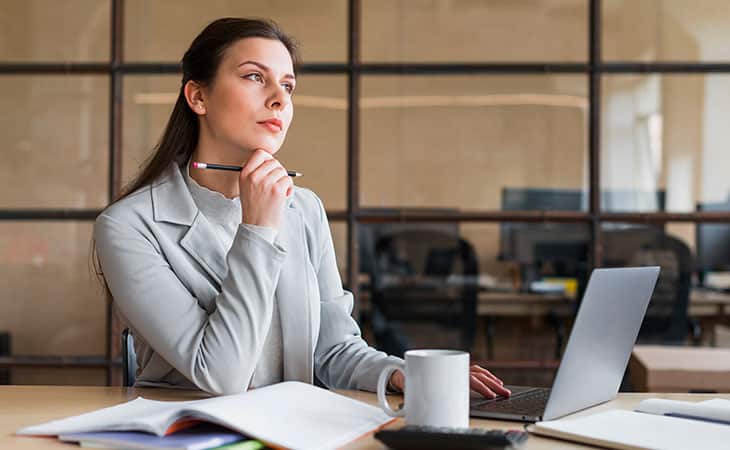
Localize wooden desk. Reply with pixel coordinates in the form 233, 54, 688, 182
359, 280, 730, 319
478, 291, 573, 317
688, 288, 730, 318
629, 345, 730, 393
3, 385, 729, 449
478, 287, 730, 318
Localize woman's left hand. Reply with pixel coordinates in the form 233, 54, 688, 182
467, 364, 511, 398
389, 364, 511, 398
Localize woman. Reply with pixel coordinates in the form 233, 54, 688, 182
94, 17, 510, 397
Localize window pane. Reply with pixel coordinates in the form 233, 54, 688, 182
363, 0, 587, 62
601, 74, 730, 213
0, 222, 106, 356
121, 75, 177, 188
360, 75, 588, 211
0, 76, 109, 209
11, 368, 106, 386
278, 76, 347, 210
124, 0, 346, 62
0, 0, 110, 62
357, 221, 583, 364
122, 75, 346, 210
604, 0, 730, 62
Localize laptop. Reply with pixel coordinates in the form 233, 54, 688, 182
470, 267, 660, 422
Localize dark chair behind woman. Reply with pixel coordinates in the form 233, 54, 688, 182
121, 328, 137, 387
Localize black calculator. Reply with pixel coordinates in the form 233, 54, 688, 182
374, 425, 529, 449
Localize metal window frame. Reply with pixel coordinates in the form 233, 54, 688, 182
2, 0, 730, 384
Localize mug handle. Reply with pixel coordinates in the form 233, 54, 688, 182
377, 361, 406, 417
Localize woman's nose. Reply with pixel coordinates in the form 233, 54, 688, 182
267, 85, 290, 111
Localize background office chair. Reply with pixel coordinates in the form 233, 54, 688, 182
370, 229, 479, 357
604, 230, 699, 345
627, 234, 699, 344
121, 328, 137, 387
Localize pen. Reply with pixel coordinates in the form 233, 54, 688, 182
192, 162, 302, 177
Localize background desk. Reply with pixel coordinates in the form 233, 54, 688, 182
478, 288, 730, 350
3, 386, 729, 449
478, 287, 730, 318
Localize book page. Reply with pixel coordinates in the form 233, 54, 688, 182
183, 382, 394, 450
17, 397, 190, 436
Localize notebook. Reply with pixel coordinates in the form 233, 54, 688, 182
17, 381, 395, 450
527, 398, 730, 450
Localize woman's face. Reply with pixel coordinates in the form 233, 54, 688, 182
200, 37, 295, 157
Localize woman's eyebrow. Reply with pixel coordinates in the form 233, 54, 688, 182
238, 60, 295, 81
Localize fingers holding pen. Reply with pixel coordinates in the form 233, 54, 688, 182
239, 149, 294, 229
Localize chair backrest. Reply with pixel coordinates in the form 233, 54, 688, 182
121, 328, 137, 387
627, 234, 693, 343
371, 229, 479, 353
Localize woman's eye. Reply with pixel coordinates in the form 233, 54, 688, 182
243, 73, 263, 83
282, 83, 294, 94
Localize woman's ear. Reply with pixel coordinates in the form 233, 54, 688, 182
183, 80, 207, 115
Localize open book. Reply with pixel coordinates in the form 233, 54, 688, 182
527, 398, 730, 450
17, 381, 395, 450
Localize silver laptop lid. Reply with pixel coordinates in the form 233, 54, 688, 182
543, 267, 660, 420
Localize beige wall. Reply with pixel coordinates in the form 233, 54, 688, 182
124, 0, 347, 63
362, 0, 587, 62
1, 75, 108, 209
361, 74, 588, 209
0, 0, 108, 62
0, 222, 106, 356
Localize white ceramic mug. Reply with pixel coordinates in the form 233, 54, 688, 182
376, 349, 470, 427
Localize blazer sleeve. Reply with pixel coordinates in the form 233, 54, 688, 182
310, 195, 403, 392
94, 212, 286, 395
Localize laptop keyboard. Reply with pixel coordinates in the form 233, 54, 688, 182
472, 387, 551, 415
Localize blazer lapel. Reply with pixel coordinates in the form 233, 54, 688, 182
179, 213, 228, 286
276, 205, 314, 384
151, 163, 228, 286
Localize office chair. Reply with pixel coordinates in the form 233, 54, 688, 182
370, 229, 479, 357
625, 234, 699, 344
121, 328, 137, 387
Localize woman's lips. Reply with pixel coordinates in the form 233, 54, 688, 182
259, 122, 282, 132
258, 118, 282, 132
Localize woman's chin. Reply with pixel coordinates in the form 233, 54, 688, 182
245, 140, 281, 155
238, 145, 278, 156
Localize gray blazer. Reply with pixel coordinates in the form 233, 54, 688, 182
94, 162, 401, 395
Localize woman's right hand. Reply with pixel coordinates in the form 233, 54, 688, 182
239, 149, 293, 230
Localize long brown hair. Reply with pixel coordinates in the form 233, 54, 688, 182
92, 18, 300, 287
